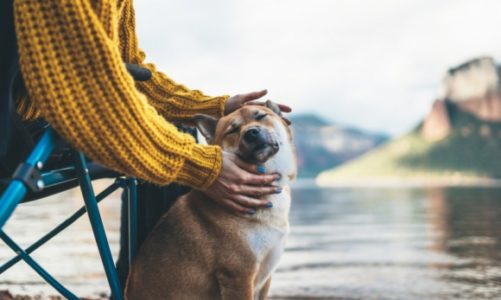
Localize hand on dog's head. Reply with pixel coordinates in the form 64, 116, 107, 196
193, 100, 289, 164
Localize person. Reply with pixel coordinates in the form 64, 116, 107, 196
12, 0, 291, 287
14, 0, 291, 214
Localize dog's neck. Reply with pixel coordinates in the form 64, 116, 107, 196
263, 118, 296, 186
245, 118, 296, 225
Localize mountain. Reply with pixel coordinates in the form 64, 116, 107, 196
290, 114, 388, 178
318, 56, 501, 185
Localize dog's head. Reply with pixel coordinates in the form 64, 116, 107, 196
193, 101, 292, 164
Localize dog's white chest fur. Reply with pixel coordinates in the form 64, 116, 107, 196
244, 118, 295, 295
246, 221, 289, 295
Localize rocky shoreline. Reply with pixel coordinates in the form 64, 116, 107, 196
316, 177, 501, 188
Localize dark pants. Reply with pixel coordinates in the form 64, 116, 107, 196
115, 126, 196, 289
115, 182, 191, 288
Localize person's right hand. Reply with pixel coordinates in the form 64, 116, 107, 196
202, 151, 282, 214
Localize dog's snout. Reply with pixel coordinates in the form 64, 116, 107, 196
244, 127, 261, 143
239, 126, 279, 163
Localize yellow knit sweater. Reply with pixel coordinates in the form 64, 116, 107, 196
13, 0, 228, 188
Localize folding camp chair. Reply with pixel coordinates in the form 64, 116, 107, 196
0, 126, 139, 300
0, 1, 157, 297
0, 62, 151, 299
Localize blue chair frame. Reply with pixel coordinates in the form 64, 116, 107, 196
0, 127, 137, 300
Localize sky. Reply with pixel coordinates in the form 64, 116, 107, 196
134, 0, 501, 136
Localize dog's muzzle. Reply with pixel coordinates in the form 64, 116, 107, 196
239, 127, 279, 163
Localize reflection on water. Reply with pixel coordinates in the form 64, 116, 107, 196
271, 186, 501, 300
1, 182, 501, 299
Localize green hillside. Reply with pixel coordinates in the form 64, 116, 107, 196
318, 102, 501, 183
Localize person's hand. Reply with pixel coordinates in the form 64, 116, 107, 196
203, 151, 282, 214
224, 89, 292, 115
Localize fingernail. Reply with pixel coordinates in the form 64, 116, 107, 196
266, 202, 273, 208
275, 173, 282, 181
275, 187, 283, 194
247, 209, 256, 215
257, 166, 266, 174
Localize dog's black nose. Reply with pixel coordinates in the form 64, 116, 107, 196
244, 128, 260, 143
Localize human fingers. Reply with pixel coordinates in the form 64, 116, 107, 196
231, 155, 268, 175
231, 194, 271, 209
244, 101, 292, 113
238, 184, 282, 196
240, 89, 268, 103
217, 197, 254, 214
277, 103, 292, 112
242, 172, 280, 185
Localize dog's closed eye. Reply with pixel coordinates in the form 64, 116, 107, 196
226, 125, 240, 135
256, 113, 268, 120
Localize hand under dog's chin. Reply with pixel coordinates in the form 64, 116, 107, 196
237, 144, 279, 164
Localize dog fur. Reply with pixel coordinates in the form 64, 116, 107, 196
125, 101, 296, 300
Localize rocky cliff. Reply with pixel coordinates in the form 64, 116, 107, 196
319, 57, 501, 185
422, 57, 501, 140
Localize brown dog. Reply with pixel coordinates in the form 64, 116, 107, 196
125, 101, 296, 300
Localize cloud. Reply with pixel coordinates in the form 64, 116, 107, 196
134, 0, 501, 135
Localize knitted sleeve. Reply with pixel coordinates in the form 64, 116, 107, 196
118, 0, 229, 122
14, 0, 222, 188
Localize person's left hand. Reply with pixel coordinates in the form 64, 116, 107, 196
224, 89, 292, 115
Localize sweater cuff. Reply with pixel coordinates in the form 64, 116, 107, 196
176, 143, 223, 189
216, 95, 230, 117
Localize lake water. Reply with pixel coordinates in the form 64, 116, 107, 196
0, 181, 500, 299
274, 186, 501, 300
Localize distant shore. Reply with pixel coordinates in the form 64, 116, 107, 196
315, 176, 501, 188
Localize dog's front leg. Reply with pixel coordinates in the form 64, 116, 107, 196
257, 277, 272, 300
216, 271, 255, 300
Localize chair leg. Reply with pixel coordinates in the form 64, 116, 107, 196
73, 151, 123, 300
0, 128, 56, 228
0, 231, 79, 300
0, 181, 121, 274
127, 178, 138, 267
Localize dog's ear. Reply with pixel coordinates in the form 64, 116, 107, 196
265, 100, 282, 116
193, 114, 218, 143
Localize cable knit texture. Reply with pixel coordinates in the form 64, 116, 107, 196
14, 0, 228, 188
